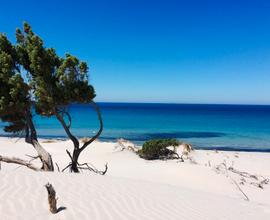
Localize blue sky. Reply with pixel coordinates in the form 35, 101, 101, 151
1, 0, 270, 104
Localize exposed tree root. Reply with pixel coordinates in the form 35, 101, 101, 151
62, 150, 108, 175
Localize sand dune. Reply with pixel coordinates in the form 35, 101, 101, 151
0, 137, 269, 219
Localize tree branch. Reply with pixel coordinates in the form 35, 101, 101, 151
80, 101, 103, 152
55, 111, 79, 149
58, 109, 72, 129
64, 111, 72, 129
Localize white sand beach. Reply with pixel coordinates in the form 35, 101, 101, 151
0, 137, 269, 220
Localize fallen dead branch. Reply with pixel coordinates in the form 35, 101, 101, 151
214, 161, 269, 201
231, 178, 249, 201
0, 155, 40, 171
115, 138, 138, 152
214, 162, 249, 201
228, 166, 258, 180
250, 178, 269, 189
227, 166, 269, 189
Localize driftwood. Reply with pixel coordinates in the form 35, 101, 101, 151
231, 178, 249, 201
115, 138, 138, 152
0, 155, 40, 171
181, 142, 193, 155
214, 161, 270, 201
228, 166, 269, 189
214, 162, 249, 201
228, 167, 258, 180
250, 177, 269, 189
45, 183, 57, 214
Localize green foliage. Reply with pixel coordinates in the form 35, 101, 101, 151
15, 23, 95, 116
0, 34, 30, 133
138, 138, 180, 160
0, 22, 96, 133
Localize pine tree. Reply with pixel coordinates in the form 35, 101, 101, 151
0, 32, 54, 171
15, 23, 103, 172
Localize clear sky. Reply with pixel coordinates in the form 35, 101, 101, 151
0, 0, 270, 104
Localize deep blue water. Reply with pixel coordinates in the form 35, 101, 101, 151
1, 102, 270, 151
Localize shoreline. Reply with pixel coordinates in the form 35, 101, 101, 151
1, 135, 270, 153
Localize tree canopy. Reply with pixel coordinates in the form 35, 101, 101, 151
0, 22, 101, 172
0, 33, 30, 134
15, 23, 96, 116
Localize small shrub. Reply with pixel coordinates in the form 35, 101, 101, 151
138, 138, 180, 160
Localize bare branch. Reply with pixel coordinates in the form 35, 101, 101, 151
64, 111, 72, 129
25, 154, 40, 162
0, 155, 40, 171
62, 164, 72, 172
55, 163, 60, 172
80, 101, 103, 152
215, 162, 249, 201
58, 109, 72, 129
55, 111, 79, 149
77, 162, 108, 175
66, 150, 74, 163
228, 167, 258, 180
250, 178, 269, 189
231, 178, 249, 201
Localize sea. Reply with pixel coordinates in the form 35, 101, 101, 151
1, 102, 270, 152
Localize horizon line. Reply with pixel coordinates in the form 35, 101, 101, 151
93, 101, 270, 106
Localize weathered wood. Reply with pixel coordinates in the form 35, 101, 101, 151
25, 111, 54, 171
0, 155, 40, 171
45, 183, 57, 214
32, 140, 54, 171
228, 167, 258, 180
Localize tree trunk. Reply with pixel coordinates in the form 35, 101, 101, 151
25, 110, 54, 171
71, 149, 80, 173
32, 140, 54, 171
56, 102, 103, 173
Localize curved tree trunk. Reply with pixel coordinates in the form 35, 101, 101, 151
25, 111, 54, 171
56, 101, 103, 173
32, 140, 54, 171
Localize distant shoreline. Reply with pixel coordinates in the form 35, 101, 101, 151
1, 136, 270, 153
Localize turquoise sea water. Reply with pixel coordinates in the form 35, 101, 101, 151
1, 103, 270, 152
